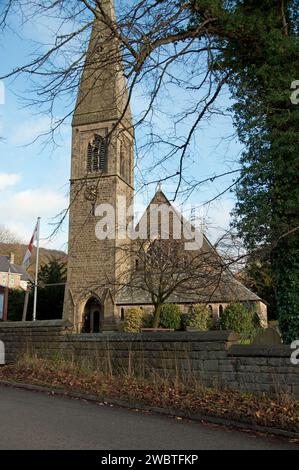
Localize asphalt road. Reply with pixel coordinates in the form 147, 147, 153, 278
0, 385, 297, 450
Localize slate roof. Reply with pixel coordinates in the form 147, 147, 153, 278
0, 255, 32, 282
116, 273, 261, 305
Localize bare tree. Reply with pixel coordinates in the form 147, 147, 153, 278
0, 0, 241, 201
0, 225, 20, 244
112, 235, 237, 328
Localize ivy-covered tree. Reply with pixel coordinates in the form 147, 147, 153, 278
216, 0, 299, 342
192, 0, 299, 341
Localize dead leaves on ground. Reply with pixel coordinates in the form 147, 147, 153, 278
0, 359, 298, 433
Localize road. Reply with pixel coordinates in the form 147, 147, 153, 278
0, 385, 297, 450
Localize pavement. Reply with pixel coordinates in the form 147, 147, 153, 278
0, 385, 297, 450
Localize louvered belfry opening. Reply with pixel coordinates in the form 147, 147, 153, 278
87, 143, 93, 172
87, 134, 107, 173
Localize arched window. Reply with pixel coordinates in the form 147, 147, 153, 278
87, 135, 107, 173
121, 308, 125, 321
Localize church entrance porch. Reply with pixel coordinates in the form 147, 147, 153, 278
82, 297, 104, 333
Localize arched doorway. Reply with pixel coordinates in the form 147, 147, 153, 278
82, 297, 103, 333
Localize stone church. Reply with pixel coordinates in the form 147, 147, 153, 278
63, 0, 267, 333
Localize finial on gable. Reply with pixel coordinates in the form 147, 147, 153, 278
156, 181, 162, 193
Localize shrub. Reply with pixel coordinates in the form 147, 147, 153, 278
187, 304, 212, 331
122, 307, 144, 332
159, 304, 181, 329
7, 288, 25, 321
220, 303, 256, 341
180, 313, 189, 331
142, 313, 153, 328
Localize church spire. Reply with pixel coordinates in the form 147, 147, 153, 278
73, 0, 131, 128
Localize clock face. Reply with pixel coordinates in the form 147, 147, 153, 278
84, 184, 98, 202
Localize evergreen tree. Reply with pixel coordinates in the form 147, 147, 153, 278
27, 257, 67, 321
224, 1, 299, 343
192, 0, 299, 342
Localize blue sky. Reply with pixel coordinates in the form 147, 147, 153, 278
0, 5, 243, 251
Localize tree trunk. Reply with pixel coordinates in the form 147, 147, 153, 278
152, 303, 162, 328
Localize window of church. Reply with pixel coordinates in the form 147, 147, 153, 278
129, 143, 134, 184
99, 138, 106, 170
87, 135, 107, 173
128, 154, 132, 185
120, 143, 125, 178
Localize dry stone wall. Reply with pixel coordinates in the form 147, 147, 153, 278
0, 321, 298, 399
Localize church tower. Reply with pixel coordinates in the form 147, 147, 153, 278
63, 0, 134, 332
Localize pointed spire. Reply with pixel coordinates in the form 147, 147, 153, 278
73, 0, 131, 127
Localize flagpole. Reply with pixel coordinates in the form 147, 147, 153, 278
33, 217, 41, 322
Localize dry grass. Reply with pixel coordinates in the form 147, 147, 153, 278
0, 353, 298, 434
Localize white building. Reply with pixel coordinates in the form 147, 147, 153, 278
0, 253, 32, 291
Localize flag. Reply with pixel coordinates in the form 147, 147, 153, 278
22, 221, 39, 270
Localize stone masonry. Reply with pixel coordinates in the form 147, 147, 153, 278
62, 1, 268, 334
63, 0, 134, 330
0, 321, 298, 399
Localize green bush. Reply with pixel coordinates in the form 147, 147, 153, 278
122, 307, 144, 332
159, 304, 181, 329
142, 313, 153, 328
180, 313, 189, 331
187, 304, 212, 331
220, 303, 256, 341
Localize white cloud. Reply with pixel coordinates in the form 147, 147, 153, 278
0, 173, 21, 191
0, 188, 68, 249
5, 189, 67, 219
10, 117, 52, 146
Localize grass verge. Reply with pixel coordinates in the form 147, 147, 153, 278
0, 354, 298, 434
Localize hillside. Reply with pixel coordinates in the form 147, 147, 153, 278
0, 243, 67, 276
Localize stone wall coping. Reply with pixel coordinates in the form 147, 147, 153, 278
229, 344, 292, 358
65, 330, 240, 343
0, 320, 70, 329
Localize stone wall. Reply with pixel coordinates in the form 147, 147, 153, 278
0, 321, 298, 399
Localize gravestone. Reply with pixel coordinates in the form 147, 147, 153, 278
252, 327, 282, 345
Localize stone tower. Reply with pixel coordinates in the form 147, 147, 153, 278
63, 0, 134, 332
